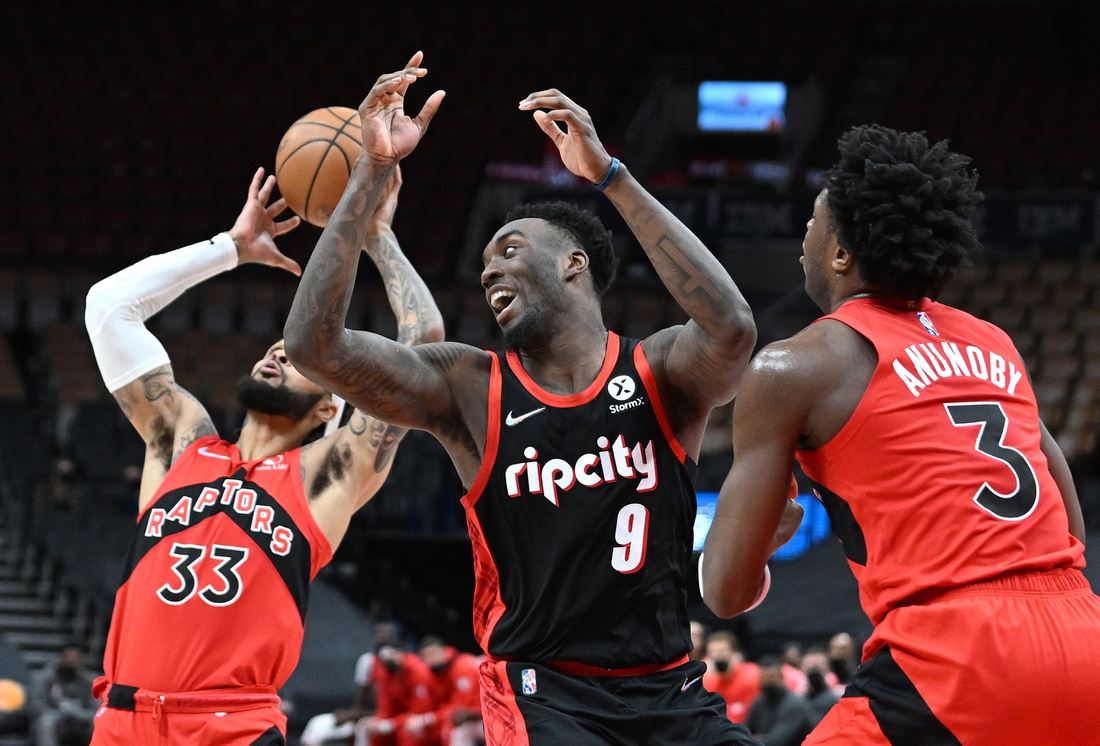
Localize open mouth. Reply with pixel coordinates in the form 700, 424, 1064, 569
258, 361, 282, 380
489, 288, 516, 316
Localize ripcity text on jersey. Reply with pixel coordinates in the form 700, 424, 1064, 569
102, 436, 332, 693
795, 298, 1084, 626
463, 332, 697, 669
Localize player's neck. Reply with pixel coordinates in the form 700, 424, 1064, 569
236, 413, 311, 461
515, 311, 609, 396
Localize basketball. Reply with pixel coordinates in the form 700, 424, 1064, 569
275, 106, 363, 227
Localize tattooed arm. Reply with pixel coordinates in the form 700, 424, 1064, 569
298, 166, 447, 550
285, 55, 489, 488
520, 90, 756, 449
87, 169, 300, 507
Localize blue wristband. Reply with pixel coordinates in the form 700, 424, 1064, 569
594, 158, 620, 191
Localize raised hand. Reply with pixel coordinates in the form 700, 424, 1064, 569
359, 52, 446, 166
370, 165, 402, 234
228, 167, 302, 275
768, 497, 805, 555
520, 89, 614, 184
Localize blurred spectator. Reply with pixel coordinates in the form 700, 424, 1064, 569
828, 632, 858, 689
36, 458, 84, 513
799, 648, 840, 726
745, 656, 814, 746
355, 639, 437, 746
702, 631, 759, 723
689, 621, 707, 662
780, 642, 808, 696
413, 636, 484, 746
302, 623, 399, 746
32, 646, 96, 746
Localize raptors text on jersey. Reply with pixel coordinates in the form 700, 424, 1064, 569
462, 332, 698, 669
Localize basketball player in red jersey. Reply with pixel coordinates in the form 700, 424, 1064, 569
286, 54, 779, 745
702, 125, 1100, 745
84, 166, 442, 745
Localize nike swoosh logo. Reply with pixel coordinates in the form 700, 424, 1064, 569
197, 446, 232, 461
505, 407, 546, 427
681, 676, 702, 692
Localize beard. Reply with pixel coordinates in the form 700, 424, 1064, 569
502, 261, 568, 351
235, 375, 323, 422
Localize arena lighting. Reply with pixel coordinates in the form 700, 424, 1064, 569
698, 81, 787, 132
693, 491, 831, 558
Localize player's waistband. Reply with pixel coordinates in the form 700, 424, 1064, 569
94, 678, 280, 714
910, 567, 1091, 606
534, 654, 690, 678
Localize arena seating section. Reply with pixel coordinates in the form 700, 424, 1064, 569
0, 0, 1097, 670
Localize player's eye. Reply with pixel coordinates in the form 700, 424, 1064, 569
505, 246, 517, 257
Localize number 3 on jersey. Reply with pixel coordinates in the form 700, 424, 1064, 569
945, 401, 1040, 521
158, 542, 249, 606
612, 503, 649, 574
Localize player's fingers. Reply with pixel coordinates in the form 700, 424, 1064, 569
365, 74, 409, 108
275, 253, 303, 277
533, 110, 567, 146
412, 90, 446, 134
540, 108, 586, 133
520, 90, 584, 113
257, 174, 277, 204
247, 167, 265, 199
273, 215, 301, 236
266, 196, 290, 218
406, 50, 424, 69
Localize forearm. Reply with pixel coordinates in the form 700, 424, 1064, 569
702, 457, 790, 617
286, 158, 395, 368
602, 165, 753, 342
365, 228, 444, 346
86, 234, 237, 391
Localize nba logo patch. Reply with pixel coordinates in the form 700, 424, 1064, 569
521, 668, 537, 695
917, 311, 939, 336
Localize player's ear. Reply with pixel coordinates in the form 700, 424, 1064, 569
315, 396, 340, 424
564, 249, 589, 281
831, 243, 854, 276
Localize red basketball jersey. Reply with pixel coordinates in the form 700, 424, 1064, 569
102, 436, 332, 692
795, 298, 1084, 626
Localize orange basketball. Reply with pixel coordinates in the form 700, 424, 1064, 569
275, 106, 363, 227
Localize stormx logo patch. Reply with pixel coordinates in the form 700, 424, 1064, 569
607, 375, 636, 401
522, 668, 537, 695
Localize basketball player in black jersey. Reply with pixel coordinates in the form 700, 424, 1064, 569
286, 54, 776, 746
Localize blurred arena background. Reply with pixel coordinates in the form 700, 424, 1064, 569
1, 0, 1099, 740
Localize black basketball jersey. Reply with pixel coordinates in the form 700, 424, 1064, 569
462, 332, 698, 669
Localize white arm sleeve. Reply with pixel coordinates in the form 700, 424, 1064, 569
85, 233, 238, 392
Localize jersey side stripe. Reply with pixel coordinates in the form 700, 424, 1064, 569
632, 343, 689, 465
462, 352, 503, 509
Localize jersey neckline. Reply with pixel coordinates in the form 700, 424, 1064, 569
505, 331, 621, 407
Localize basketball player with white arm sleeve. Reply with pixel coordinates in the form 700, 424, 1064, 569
84, 166, 443, 746
286, 53, 801, 746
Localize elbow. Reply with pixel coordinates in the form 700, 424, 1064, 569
704, 589, 752, 620
283, 320, 328, 374
419, 320, 445, 346
715, 306, 758, 359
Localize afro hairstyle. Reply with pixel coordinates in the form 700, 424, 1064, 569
505, 201, 618, 297
824, 125, 983, 300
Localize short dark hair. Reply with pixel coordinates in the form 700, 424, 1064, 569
824, 125, 983, 300
505, 201, 618, 296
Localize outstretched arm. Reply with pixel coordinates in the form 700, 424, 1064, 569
520, 91, 757, 421
299, 168, 447, 549
285, 55, 486, 449
87, 168, 300, 502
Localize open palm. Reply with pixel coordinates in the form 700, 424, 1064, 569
359, 52, 445, 165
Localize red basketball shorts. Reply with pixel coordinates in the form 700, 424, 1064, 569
805, 567, 1100, 746
89, 682, 286, 746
